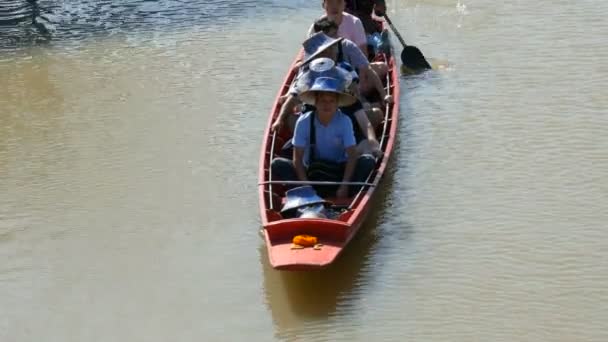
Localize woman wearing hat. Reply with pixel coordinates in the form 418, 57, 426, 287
270, 74, 376, 199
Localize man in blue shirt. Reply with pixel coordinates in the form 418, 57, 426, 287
271, 74, 376, 199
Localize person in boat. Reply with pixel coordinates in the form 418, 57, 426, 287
307, 0, 368, 57
272, 32, 344, 133
345, 0, 386, 16
272, 31, 386, 157
310, 18, 390, 108
345, 0, 386, 34
270, 74, 376, 199
276, 25, 392, 128
308, 0, 389, 68
306, 1, 389, 80
345, 0, 391, 60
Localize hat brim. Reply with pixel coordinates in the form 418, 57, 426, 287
299, 89, 357, 107
281, 186, 329, 213
301, 37, 344, 67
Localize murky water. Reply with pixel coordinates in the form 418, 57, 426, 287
2, 0, 607, 341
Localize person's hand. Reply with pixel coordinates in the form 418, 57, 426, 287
368, 139, 383, 158
358, 139, 383, 158
271, 119, 283, 132
374, 4, 386, 17
383, 94, 394, 104
362, 101, 372, 111
336, 185, 349, 199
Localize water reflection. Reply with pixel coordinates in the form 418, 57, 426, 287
0, 0, 606, 339
0, 48, 64, 167
0, 0, 316, 49
259, 66, 427, 338
0, 48, 66, 249
261, 165, 398, 340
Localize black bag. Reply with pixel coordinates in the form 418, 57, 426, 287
279, 140, 293, 159
307, 159, 344, 197
307, 160, 344, 183
306, 113, 346, 196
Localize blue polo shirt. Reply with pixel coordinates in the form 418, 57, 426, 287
292, 110, 356, 165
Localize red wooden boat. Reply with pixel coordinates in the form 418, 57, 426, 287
258, 30, 400, 271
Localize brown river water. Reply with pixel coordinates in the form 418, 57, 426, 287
1, 0, 607, 341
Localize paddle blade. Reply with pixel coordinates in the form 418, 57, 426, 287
400, 46, 432, 72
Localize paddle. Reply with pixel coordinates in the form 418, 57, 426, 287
382, 13, 431, 71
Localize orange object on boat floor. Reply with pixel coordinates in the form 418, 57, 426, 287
292, 235, 318, 247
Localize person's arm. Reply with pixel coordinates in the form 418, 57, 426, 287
353, 111, 382, 158
293, 41, 309, 67
307, 23, 315, 38
354, 109, 377, 141
365, 66, 392, 103
348, 74, 367, 106
356, 65, 369, 92
352, 17, 369, 57
342, 146, 358, 182
273, 68, 307, 131
337, 145, 358, 198
347, 40, 383, 104
272, 94, 299, 131
293, 147, 308, 182
354, 65, 373, 109
358, 44, 368, 59
292, 115, 310, 182
336, 118, 357, 198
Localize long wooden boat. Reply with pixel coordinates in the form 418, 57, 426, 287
258, 27, 400, 271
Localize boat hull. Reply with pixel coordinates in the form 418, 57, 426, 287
258, 27, 400, 271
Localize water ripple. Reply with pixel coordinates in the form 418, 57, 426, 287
0, 0, 316, 50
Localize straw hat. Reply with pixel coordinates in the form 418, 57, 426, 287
281, 186, 328, 213
301, 32, 344, 66
298, 76, 357, 107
